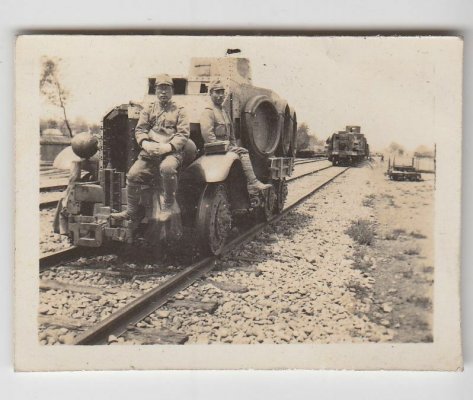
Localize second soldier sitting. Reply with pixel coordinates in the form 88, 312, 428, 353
199, 79, 272, 195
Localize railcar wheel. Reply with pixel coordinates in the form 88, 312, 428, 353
258, 185, 277, 222
195, 183, 232, 255
273, 179, 288, 214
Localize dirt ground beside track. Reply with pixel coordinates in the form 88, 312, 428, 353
358, 159, 434, 342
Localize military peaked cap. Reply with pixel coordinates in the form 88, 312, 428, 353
209, 79, 225, 92
155, 74, 174, 86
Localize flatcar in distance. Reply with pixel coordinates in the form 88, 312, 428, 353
326, 125, 369, 166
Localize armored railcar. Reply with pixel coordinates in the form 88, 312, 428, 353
54, 57, 297, 255
326, 125, 369, 166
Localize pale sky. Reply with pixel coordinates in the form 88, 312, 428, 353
39, 36, 462, 152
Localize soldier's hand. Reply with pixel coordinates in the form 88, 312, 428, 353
142, 141, 161, 156
154, 143, 173, 156
141, 140, 157, 155
142, 141, 172, 156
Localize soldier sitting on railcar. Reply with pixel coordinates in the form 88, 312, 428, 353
199, 79, 271, 194
111, 74, 190, 224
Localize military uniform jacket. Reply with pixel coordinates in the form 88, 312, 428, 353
199, 102, 236, 147
135, 100, 190, 153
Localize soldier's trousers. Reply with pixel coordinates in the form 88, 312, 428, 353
127, 154, 182, 205
229, 146, 258, 184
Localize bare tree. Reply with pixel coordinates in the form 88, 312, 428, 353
414, 144, 434, 157
296, 123, 323, 151
40, 57, 73, 137
89, 124, 101, 135
72, 116, 90, 134
387, 141, 405, 156
296, 123, 310, 150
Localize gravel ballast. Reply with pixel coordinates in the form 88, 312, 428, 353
140, 163, 395, 344
39, 161, 433, 346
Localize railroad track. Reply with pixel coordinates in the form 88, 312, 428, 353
40, 199, 62, 210
40, 246, 105, 272
39, 170, 69, 212
39, 162, 339, 270
39, 166, 349, 345
40, 184, 68, 192
39, 161, 335, 269
39, 181, 68, 210
288, 163, 333, 182
294, 157, 327, 165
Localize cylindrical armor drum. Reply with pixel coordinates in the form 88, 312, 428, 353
242, 95, 280, 157
276, 105, 292, 157
288, 108, 298, 157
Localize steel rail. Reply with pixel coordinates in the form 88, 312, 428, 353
39, 246, 105, 272
40, 184, 68, 192
294, 157, 327, 165
287, 165, 333, 182
40, 200, 60, 210
72, 166, 350, 345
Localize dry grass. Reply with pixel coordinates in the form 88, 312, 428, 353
362, 194, 376, 208
384, 228, 406, 240
407, 295, 432, 309
351, 257, 373, 272
380, 193, 397, 207
346, 279, 370, 299
410, 231, 427, 239
402, 269, 414, 279
403, 246, 421, 256
346, 219, 376, 246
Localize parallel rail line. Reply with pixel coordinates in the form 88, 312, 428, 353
40, 199, 62, 210
287, 164, 333, 182
40, 246, 103, 272
40, 184, 68, 192
294, 157, 327, 165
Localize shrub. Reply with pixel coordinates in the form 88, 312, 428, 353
352, 258, 373, 272
362, 194, 376, 207
384, 228, 406, 240
410, 231, 427, 239
381, 193, 397, 207
346, 279, 369, 299
346, 219, 375, 245
404, 246, 420, 256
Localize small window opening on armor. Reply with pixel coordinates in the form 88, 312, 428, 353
172, 78, 187, 95
200, 83, 208, 93
148, 78, 156, 95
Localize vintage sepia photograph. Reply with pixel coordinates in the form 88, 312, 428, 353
15, 35, 462, 371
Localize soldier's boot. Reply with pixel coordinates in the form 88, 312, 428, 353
240, 153, 272, 195
158, 174, 180, 222
110, 183, 142, 226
